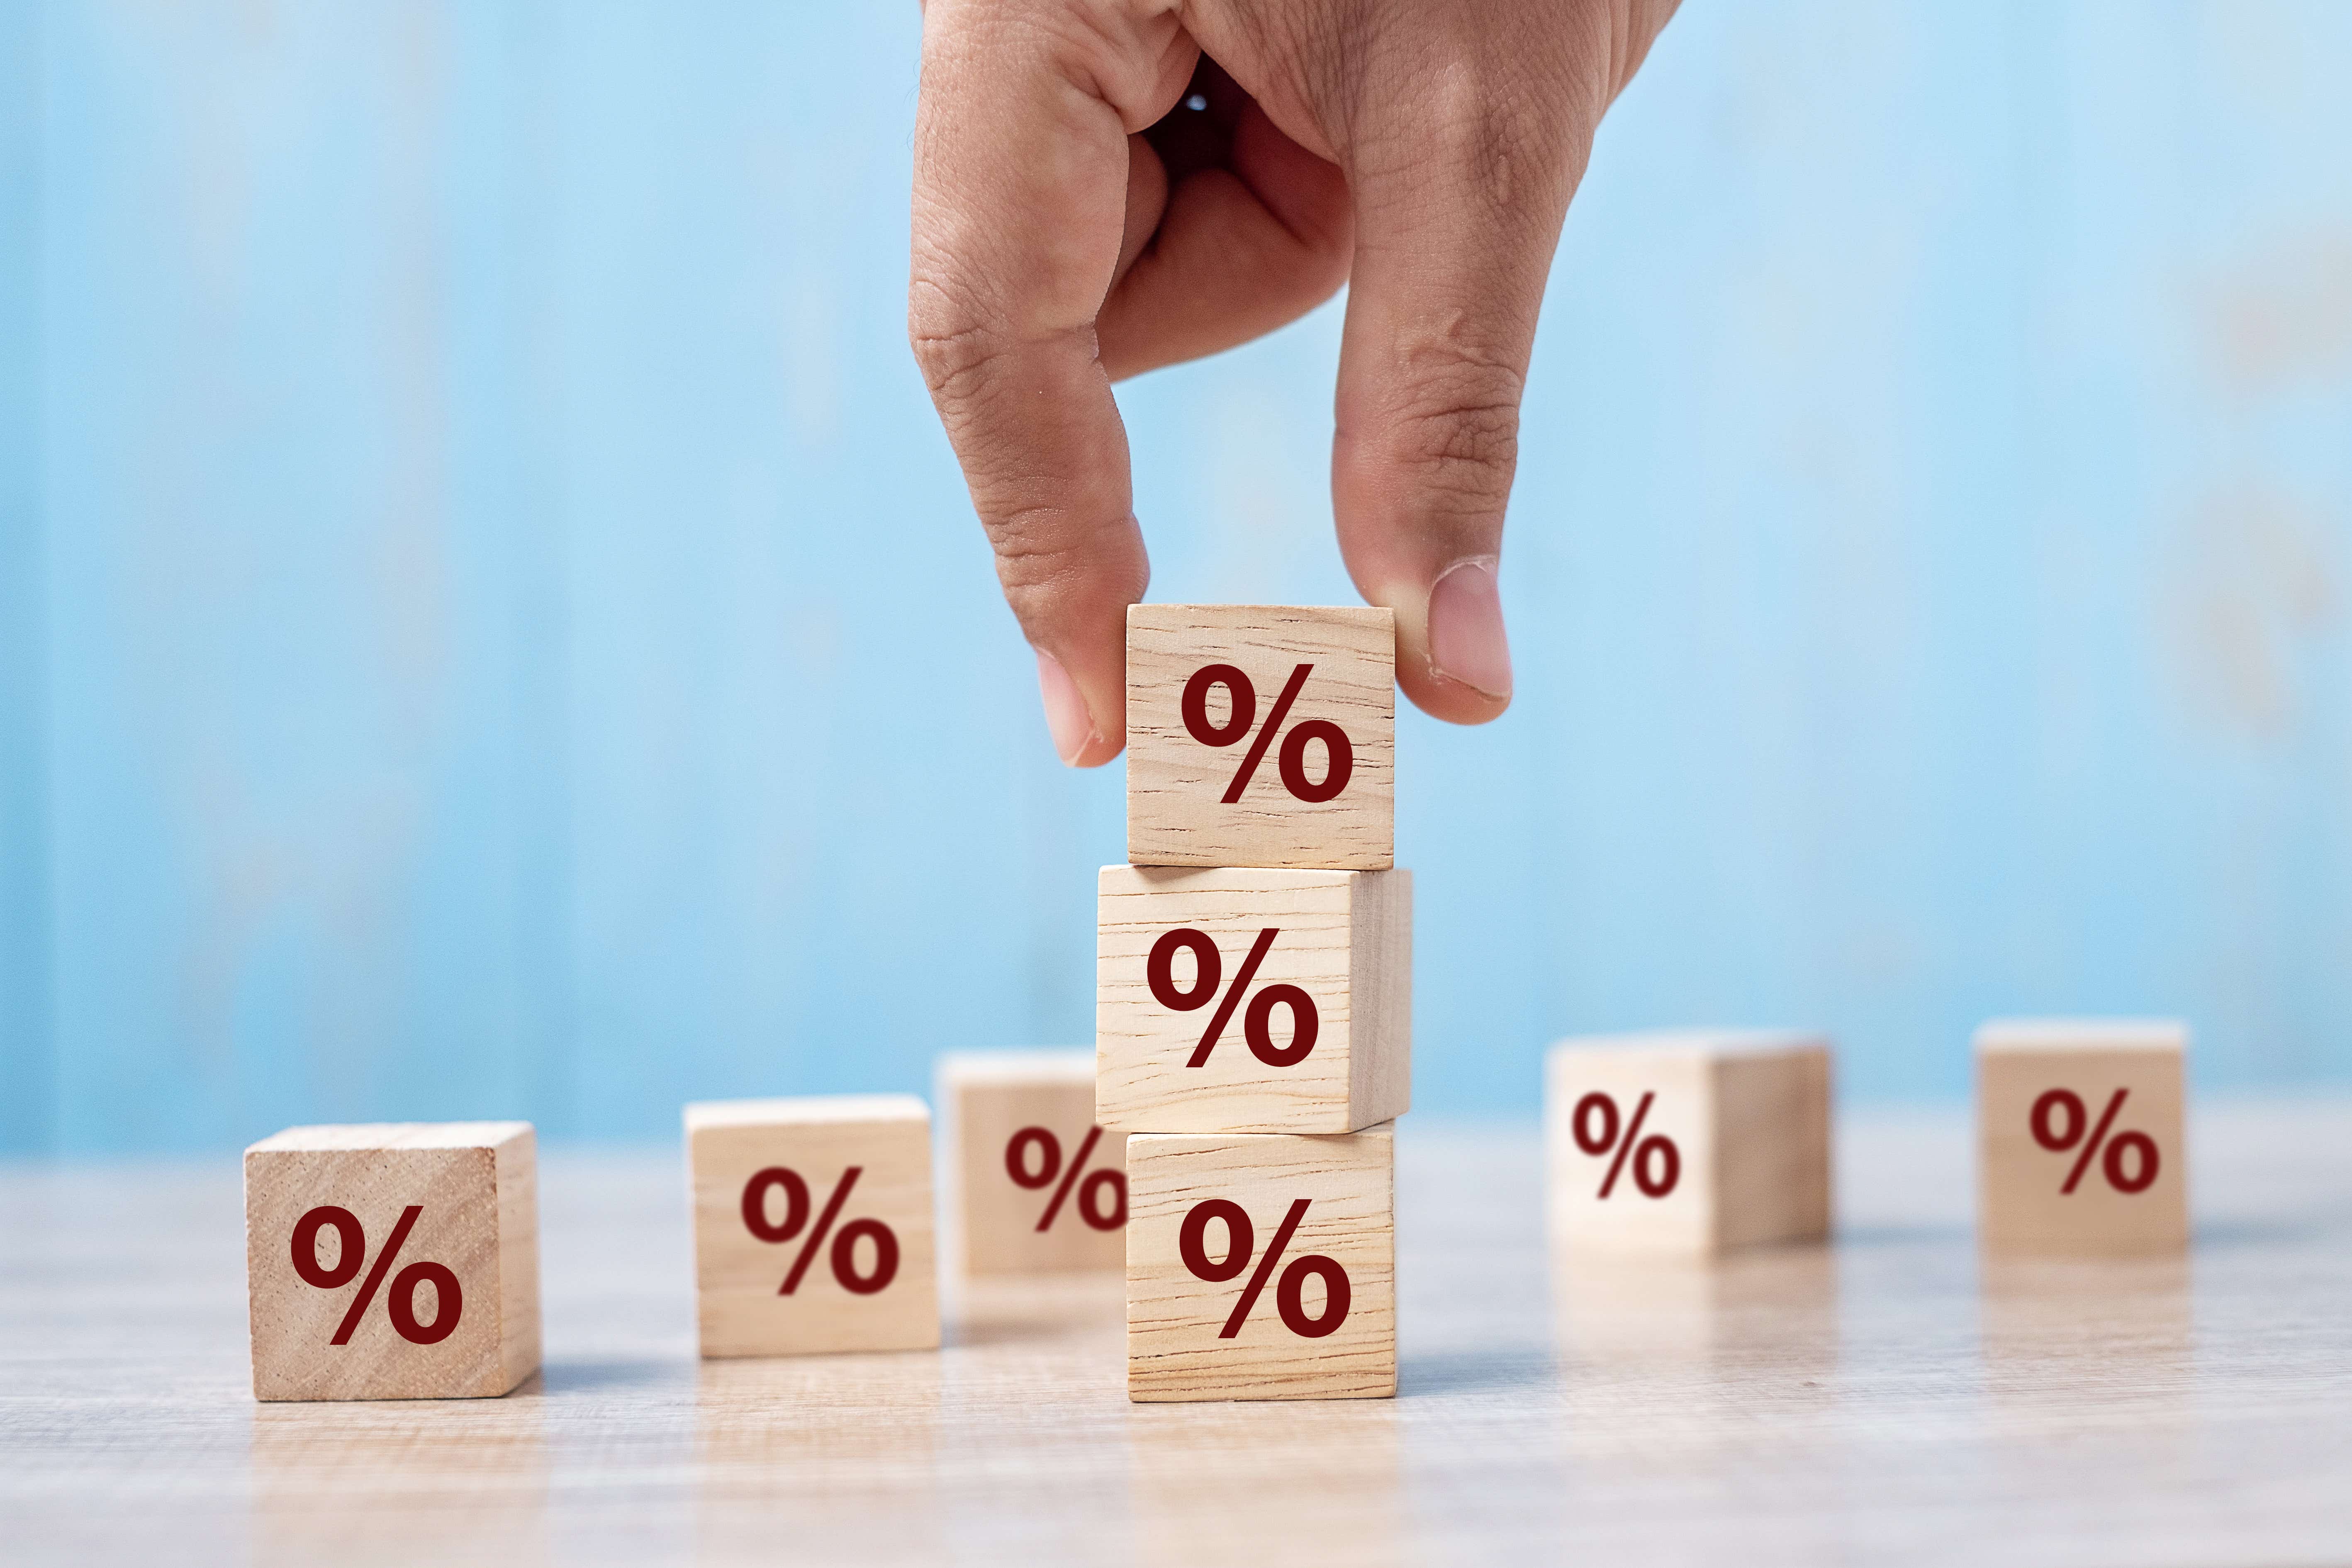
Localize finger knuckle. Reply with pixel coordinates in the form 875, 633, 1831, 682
1380, 341, 1525, 507
906, 270, 1012, 412
989, 504, 1149, 618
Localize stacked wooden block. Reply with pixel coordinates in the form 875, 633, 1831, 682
1104, 606, 1407, 1401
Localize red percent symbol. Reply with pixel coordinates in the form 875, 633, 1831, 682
2031, 1088, 2160, 1195
1179, 1198, 1351, 1339
1147, 927, 1318, 1069
740, 1166, 901, 1295
1005, 1125, 1127, 1233
290, 1205, 463, 1346
1570, 1091, 1682, 1199
1181, 662, 1353, 804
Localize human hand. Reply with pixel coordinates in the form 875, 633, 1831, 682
910, 0, 1679, 764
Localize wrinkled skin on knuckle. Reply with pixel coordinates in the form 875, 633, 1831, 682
1375, 338, 1526, 516
906, 271, 1003, 413
907, 265, 1105, 466
989, 502, 1150, 625
985, 504, 1084, 589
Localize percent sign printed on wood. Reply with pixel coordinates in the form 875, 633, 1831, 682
2031, 1088, 2161, 1195
1546, 1033, 1833, 1256
1127, 1125, 1396, 1402
288, 1203, 465, 1345
1178, 1196, 1351, 1339
1006, 1127, 1127, 1233
938, 1052, 1127, 1276
1098, 865, 1411, 1135
1977, 1020, 2189, 1255
1148, 925, 1320, 1069
243, 1122, 541, 1402
738, 1165, 901, 1296
1126, 605, 1394, 870
1564, 1090, 1683, 1200
687, 1096, 939, 1356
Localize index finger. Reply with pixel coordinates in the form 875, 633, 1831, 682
908, 1, 1196, 765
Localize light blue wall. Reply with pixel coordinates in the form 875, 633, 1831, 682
1, 0, 47, 1153
5, 2, 2349, 1153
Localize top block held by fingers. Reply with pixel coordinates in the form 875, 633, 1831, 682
1127, 605, 1395, 870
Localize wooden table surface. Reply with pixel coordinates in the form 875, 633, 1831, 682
4, 1105, 2348, 1566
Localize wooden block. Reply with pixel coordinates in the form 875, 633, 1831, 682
1976, 1018, 2189, 1255
1126, 1123, 1395, 1401
243, 1122, 540, 1401
1097, 864, 1410, 1135
1126, 604, 1394, 870
1545, 1031, 1833, 1255
686, 1095, 940, 1357
937, 1050, 1127, 1276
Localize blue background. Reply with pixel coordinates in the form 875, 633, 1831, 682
3, 3, 2350, 1154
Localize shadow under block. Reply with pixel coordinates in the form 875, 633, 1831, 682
244, 1122, 541, 1402
1097, 864, 1410, 1135
1126, 1124, 1396, 1402
1977, 1019, 2189, 1256
1126, 604, 1394, 870
937, 1050, 1127, 1276
1545, 1032, 1833, 1255
686, 1095, 940, 1357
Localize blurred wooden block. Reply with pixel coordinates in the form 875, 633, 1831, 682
1097, 864, 1410, 1135
1126, 604, 1394, 870
1126, 1123, 1395, 1402
937, 1050, 1126, 1276
244, 1122, 540, 1402
686, 1096, 940, 1357
1977, 1019, 2189, 1255
1545, 1031, 1832, 1255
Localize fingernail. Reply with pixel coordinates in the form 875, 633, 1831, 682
1034, 648, 1101, 766
1427, 560, 1512, 701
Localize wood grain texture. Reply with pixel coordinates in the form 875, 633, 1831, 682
1125, 605, 1395, 870
685, 1096, 939, 1356
1977, 1019, 2189, 1254
936, 1051, 1126, 1276
9, 1108, 2352, 1566
1126, 1124, 1396, 1402
242, 1122, 539, 1402
1546, 1032, 1831, 1254
1097, 865, 1411, 1134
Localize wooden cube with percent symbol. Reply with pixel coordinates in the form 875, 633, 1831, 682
1097, 864, 1410, 1135
1545, 1031, 1833, 1256
686, 1095, 940, 1357
937, 1050, 1127, 1276
1126, 1122, 1395, 1401
1976, 1018, 2189, 1255
1126, 604, 1394, 870
243, 1122, 541, 1402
